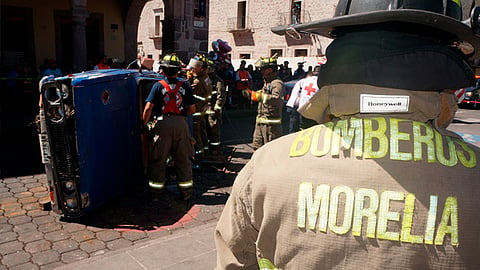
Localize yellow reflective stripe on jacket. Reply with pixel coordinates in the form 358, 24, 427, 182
258, 258, 278, 270
178, 180, 193, 188
256, 116, 281, 125
192, 112, 205, 117
261, 93, 269, 104
193, 94, 206, 101
205, 109, 216, 115
214, 104, 222, 112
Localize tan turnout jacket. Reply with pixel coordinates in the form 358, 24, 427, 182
215, 84, 480, 269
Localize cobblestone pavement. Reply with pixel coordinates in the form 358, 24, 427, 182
0, 144, 253, 270
2, 108, 477, 270
0, 108, 257, 270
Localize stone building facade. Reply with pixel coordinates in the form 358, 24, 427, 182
137, 0, 210, 69
208, 0, 337, 68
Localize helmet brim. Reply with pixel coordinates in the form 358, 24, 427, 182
271, 9, 480, 59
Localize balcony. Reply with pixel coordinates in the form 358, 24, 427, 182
278, 10, 311, 26
227, 16, 254, 33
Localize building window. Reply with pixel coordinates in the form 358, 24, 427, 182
291, 1, 302, 24
237, 1, 247, 29
154, 15, 161, 36
239, 53, 251, 59
270, 49, 283, 57
195, 0, 207, 18
294, 49, 308, 57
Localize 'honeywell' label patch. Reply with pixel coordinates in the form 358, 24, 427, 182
360, 94, 409, 113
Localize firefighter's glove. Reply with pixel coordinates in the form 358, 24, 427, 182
241, 89, 251, 98
251, 90, 264, 102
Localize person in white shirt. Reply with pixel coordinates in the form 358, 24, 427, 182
286, 65, 321, 132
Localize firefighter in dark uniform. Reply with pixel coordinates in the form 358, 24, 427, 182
215, 0, 480, 268
206, 58, 227, 160
143, 54, 196, 200
250, 56, 285, 150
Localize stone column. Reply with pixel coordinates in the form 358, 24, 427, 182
71, 0, 88, 72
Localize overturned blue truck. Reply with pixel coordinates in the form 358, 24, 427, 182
38, 69, 164, 218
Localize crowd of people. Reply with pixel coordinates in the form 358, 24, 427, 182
140, 44, 324, 199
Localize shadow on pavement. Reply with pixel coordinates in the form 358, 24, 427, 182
57, 145, 249, 231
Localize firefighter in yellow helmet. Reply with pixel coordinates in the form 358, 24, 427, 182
188, 53, 213, 160
215, 0, 480, 268
142, 53, 195, 200
250, 55, 285, 150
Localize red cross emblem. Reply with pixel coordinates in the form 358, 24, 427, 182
304, 83, 317, 96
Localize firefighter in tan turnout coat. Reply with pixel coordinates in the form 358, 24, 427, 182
250, 56, 285, 150
214, 0, 480, 269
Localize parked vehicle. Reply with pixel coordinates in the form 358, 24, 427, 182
283, 79, 299, 103
458, 78, 480, 109
38, 69, 163, 217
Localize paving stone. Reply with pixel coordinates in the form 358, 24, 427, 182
0, 223, 13, 233
40, 261, 65, 270
18, 230, 43, 243
25, 182, 43, 189
0, 191, 13, 199
95, 230, 121, 242
33, 191, 49, 198
31, 249, 60, 266
10, 188, 29, 195
44, 231, 70, 242
18, 196, 38, 204
1, 201, 21, 210
79, 239, 106, 253
121, 230, 148, 241
24, 239, 51, 254
14, 191, 33, 198
8, 215, 32, 225
23, 202, 41, 211
4, 209, 27, 217
60, 250, 89, 264
62, 222, 86, 233
38, 222, 62, 233
9, 262, 39, 270
17, 175, 34, 180
106, 238, 133, 250
6, 182, 24, 189
2, 178, 18, 184
0, 215, 7, 224
13, 222, 37, 234
1, 251, 31, 267
0, 231, 17, 244
71, 230, 95, 242
86, 225, 106, 232
31, 215, 55, 225
20, 177, 38, 184
27, 209, 50, 218
29, 186, 47, 193
52, 239, 79, 253
0, 240, 24, 256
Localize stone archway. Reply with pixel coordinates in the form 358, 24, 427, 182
124, 0, 149, 63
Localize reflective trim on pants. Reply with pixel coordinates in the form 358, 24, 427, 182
256, 116, 281, 125
178, 180, 193, 189
148, 180, 165, 190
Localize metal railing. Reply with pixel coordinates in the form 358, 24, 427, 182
227, 16, 254, 32
278, 10, 311, 25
